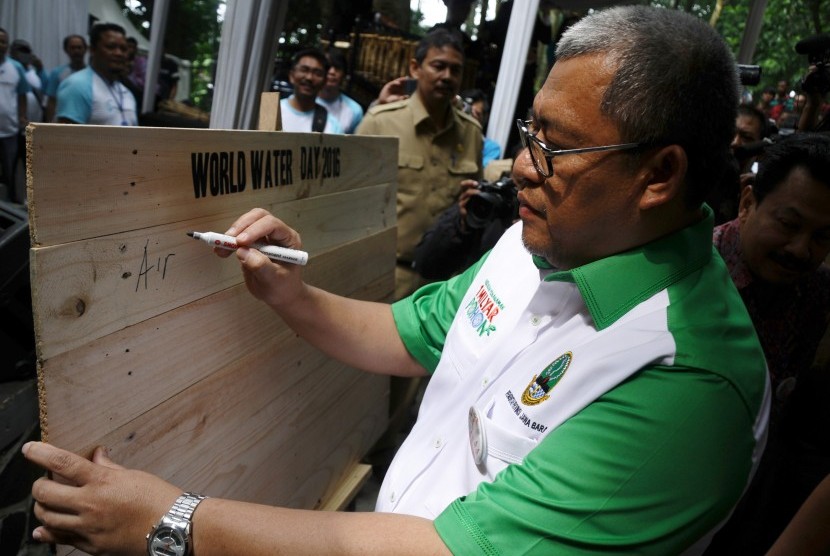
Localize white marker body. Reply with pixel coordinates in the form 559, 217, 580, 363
191, 231, 308, 266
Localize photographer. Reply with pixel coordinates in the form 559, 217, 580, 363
706, 104, 767, 225
412, 174, 516, 280
732, 104, 769, 175
795, 33, 830, 132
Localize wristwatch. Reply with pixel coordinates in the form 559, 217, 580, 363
146, 492, 207, 556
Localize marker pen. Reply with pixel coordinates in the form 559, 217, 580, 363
187, 231, 308, 266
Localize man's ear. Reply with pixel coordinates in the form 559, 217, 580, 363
737, 184, 757, 223
409, 58, 420, 79
637, 144, 688, 210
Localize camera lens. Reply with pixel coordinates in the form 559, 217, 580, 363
466, 192, 500, 229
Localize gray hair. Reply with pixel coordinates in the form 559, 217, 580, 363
556, 6, 739, 208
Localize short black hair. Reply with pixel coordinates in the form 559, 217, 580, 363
414, 28, 464, 65
737, 103, 768, 139
126, 37, 138, 46
326, 49, 347, 72
753, 133, 830, 205
63, 34, 87, 50
290, 47, 329, 72
461, 88, 487, 103
11, 40, 31, 54
89, 23, 126, 48
556, 6, 740, 209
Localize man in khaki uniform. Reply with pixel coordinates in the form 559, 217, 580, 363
357, 28, 482, 299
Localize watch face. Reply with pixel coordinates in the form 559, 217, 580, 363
148, 525, 188, 556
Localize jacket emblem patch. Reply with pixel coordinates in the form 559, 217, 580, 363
521, 351, 572, 406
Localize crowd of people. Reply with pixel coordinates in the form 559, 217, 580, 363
0, 23, 180, 204
6, 4, 830, 554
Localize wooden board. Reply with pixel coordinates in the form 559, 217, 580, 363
258, 92, 282, 131
27, 124, 397, 553
318, 463, 374, 511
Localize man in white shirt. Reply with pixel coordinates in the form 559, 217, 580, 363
280, 48, 341, 134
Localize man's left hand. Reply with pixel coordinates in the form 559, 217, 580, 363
24, 441, 181, 555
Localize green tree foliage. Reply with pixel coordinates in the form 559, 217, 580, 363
652, 0, 828, 94
714, 0, 828, 91
281, 0, 325, 46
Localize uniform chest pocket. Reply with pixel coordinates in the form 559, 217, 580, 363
448, 160, 479, 179
397, 154, 425, 198
398, 153, 424, 171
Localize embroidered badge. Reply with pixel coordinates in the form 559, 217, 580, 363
464, 280, 505, 337
521, 352, 572, 406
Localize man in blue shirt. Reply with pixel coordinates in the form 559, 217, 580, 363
44, 34, 87, 122
56, 23, 137, 126
317, 49, 363, 134
0, 28, 29, 203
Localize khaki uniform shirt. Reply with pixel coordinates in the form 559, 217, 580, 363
357, 94, 483, 297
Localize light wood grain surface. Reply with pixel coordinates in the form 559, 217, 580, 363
27, 124, 397, 555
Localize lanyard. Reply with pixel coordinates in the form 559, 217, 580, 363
104, 78, 129, 126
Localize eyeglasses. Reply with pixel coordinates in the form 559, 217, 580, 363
292, 65, 326, 79
516, 119, 642, 178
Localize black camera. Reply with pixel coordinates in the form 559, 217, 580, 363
737, 64, 761, 87
796, 33, 830, 95
465, 175, 518, 230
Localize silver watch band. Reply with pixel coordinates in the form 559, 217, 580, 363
169, 492, 208, 523
147, 492, 208, 556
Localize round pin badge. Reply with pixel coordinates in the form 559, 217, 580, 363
468, 406, 487, 466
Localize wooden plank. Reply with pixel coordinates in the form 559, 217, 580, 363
92, 333, 388, 508
28, 125, 397, 556
39, 230, 396, 447
317, 464, 374, 511
258, 92, 281, 131
30, 186, 395, 360
27, 124, 398, 246
58, 356, 387, 556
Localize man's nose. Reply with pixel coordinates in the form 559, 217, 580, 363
439, 67, 455, 81
512, 148, 543, 190
785, 232, 812, 260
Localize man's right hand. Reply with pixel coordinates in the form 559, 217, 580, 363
218, 208, 306, 310
216, 209, 425, 378
377, 76, 412, 105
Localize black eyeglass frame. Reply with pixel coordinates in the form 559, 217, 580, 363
516, 119, 643, 178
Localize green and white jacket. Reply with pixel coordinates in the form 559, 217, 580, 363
386, 206, 769, 555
